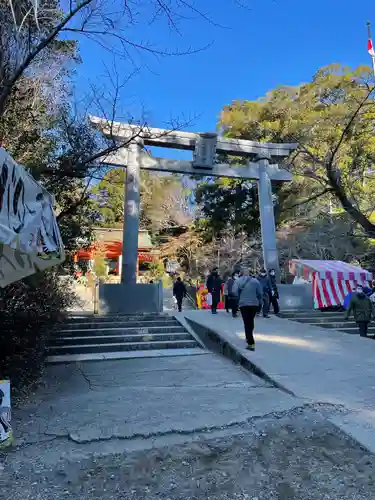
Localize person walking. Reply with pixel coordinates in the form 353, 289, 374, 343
268, 268, 280, 315
223, 278, 230, 313
233, 269, 262, 351
226, 271, 240, 317
345, 284, 373, 337
206, 268, 218, 294
207, 269, 222, 314
257, 268, 272, 318
173, 277, 187, 312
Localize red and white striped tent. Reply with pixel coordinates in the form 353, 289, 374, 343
289, 260, 373, 309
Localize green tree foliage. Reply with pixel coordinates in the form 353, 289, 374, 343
91, 169, 126, 228
195, 179, 260, 240
219, 64, 375, 237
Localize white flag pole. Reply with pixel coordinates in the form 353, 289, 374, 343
367, 21, 375, 77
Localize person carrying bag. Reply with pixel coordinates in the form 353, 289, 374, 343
233, 269, 262, 351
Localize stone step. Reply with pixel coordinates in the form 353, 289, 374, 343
47, 348, 208, 364
60, 318, 178, 330
49, 332, 192, 346
337, 327, 375, 335
280, 311, 344, 319
54, 326, 186, 337
284, 317, 347, 328
47, 339, 200, 356
318, 323, 375, 332
281, 315, 346, 323
283, 317, 375, 330
281, 312, 375, 337
287, 318, 356, 327
66, 313, 171, 323
306, 321, 359, 329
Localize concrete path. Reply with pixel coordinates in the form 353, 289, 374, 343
5, 314, 375, 499
12, 353, 297, 466
183, 310, 375, 452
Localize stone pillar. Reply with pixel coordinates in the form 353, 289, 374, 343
256, 154, 280, 281
121, 142, 141, 284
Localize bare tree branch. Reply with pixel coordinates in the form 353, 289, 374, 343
284, 187, 333, 211
0, 0, 93, 117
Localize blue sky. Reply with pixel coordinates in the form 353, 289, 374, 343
73, 0, 375, 139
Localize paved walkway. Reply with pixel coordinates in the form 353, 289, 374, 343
12, 352, 296, 466
6, 311, 375, 499
182, 310, 375, 452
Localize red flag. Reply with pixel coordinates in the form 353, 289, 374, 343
368, 38, 375, 56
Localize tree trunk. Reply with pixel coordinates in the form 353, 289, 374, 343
327, 165, 375, 238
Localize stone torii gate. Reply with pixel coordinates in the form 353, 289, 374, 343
91, 117, 297, 313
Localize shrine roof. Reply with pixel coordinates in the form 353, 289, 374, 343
93, 227, 153, 249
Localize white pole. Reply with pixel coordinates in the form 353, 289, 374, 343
367, 22, 375, 77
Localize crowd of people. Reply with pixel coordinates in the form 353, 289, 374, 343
172, 267, 280, 352
205, 267, 279, 351
172, 269, 375, 351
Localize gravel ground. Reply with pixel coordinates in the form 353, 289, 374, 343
1, 409, 375, 500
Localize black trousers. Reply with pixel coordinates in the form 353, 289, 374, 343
176, 296, 183, 312
211, 296, 220, 313
262, 293, 270, 316
225, 295, 229, 312
240, 305, 258, 345
357, 321, 369, 337
270, 294, 280, 314
228, 297, 239, 317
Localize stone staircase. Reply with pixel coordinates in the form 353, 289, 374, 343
47, 313, 204, 363
280, 309, 375, 338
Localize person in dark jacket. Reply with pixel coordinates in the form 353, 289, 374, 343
257, 268, 272, 318
268, 268, 280, 315
226, 272, 240, 317
173, 277, 187, 312
207, 269, 222, 314
223, 278, 230, 313
206, 268, 218, 295
345, 285, 373, 337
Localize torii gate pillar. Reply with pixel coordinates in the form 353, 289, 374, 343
121, 141, 141, 284
256, 153, 280, 277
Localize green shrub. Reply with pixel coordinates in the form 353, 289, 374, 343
0, 271, 77, 397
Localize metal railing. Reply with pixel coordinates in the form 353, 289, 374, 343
84, 273, 100, 315
185, 291, 198, 310
93, 279, 99, 315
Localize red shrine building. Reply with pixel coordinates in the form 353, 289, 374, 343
74, 228, 159, 278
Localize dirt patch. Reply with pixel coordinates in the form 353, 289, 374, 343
1, 411, 375, 499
